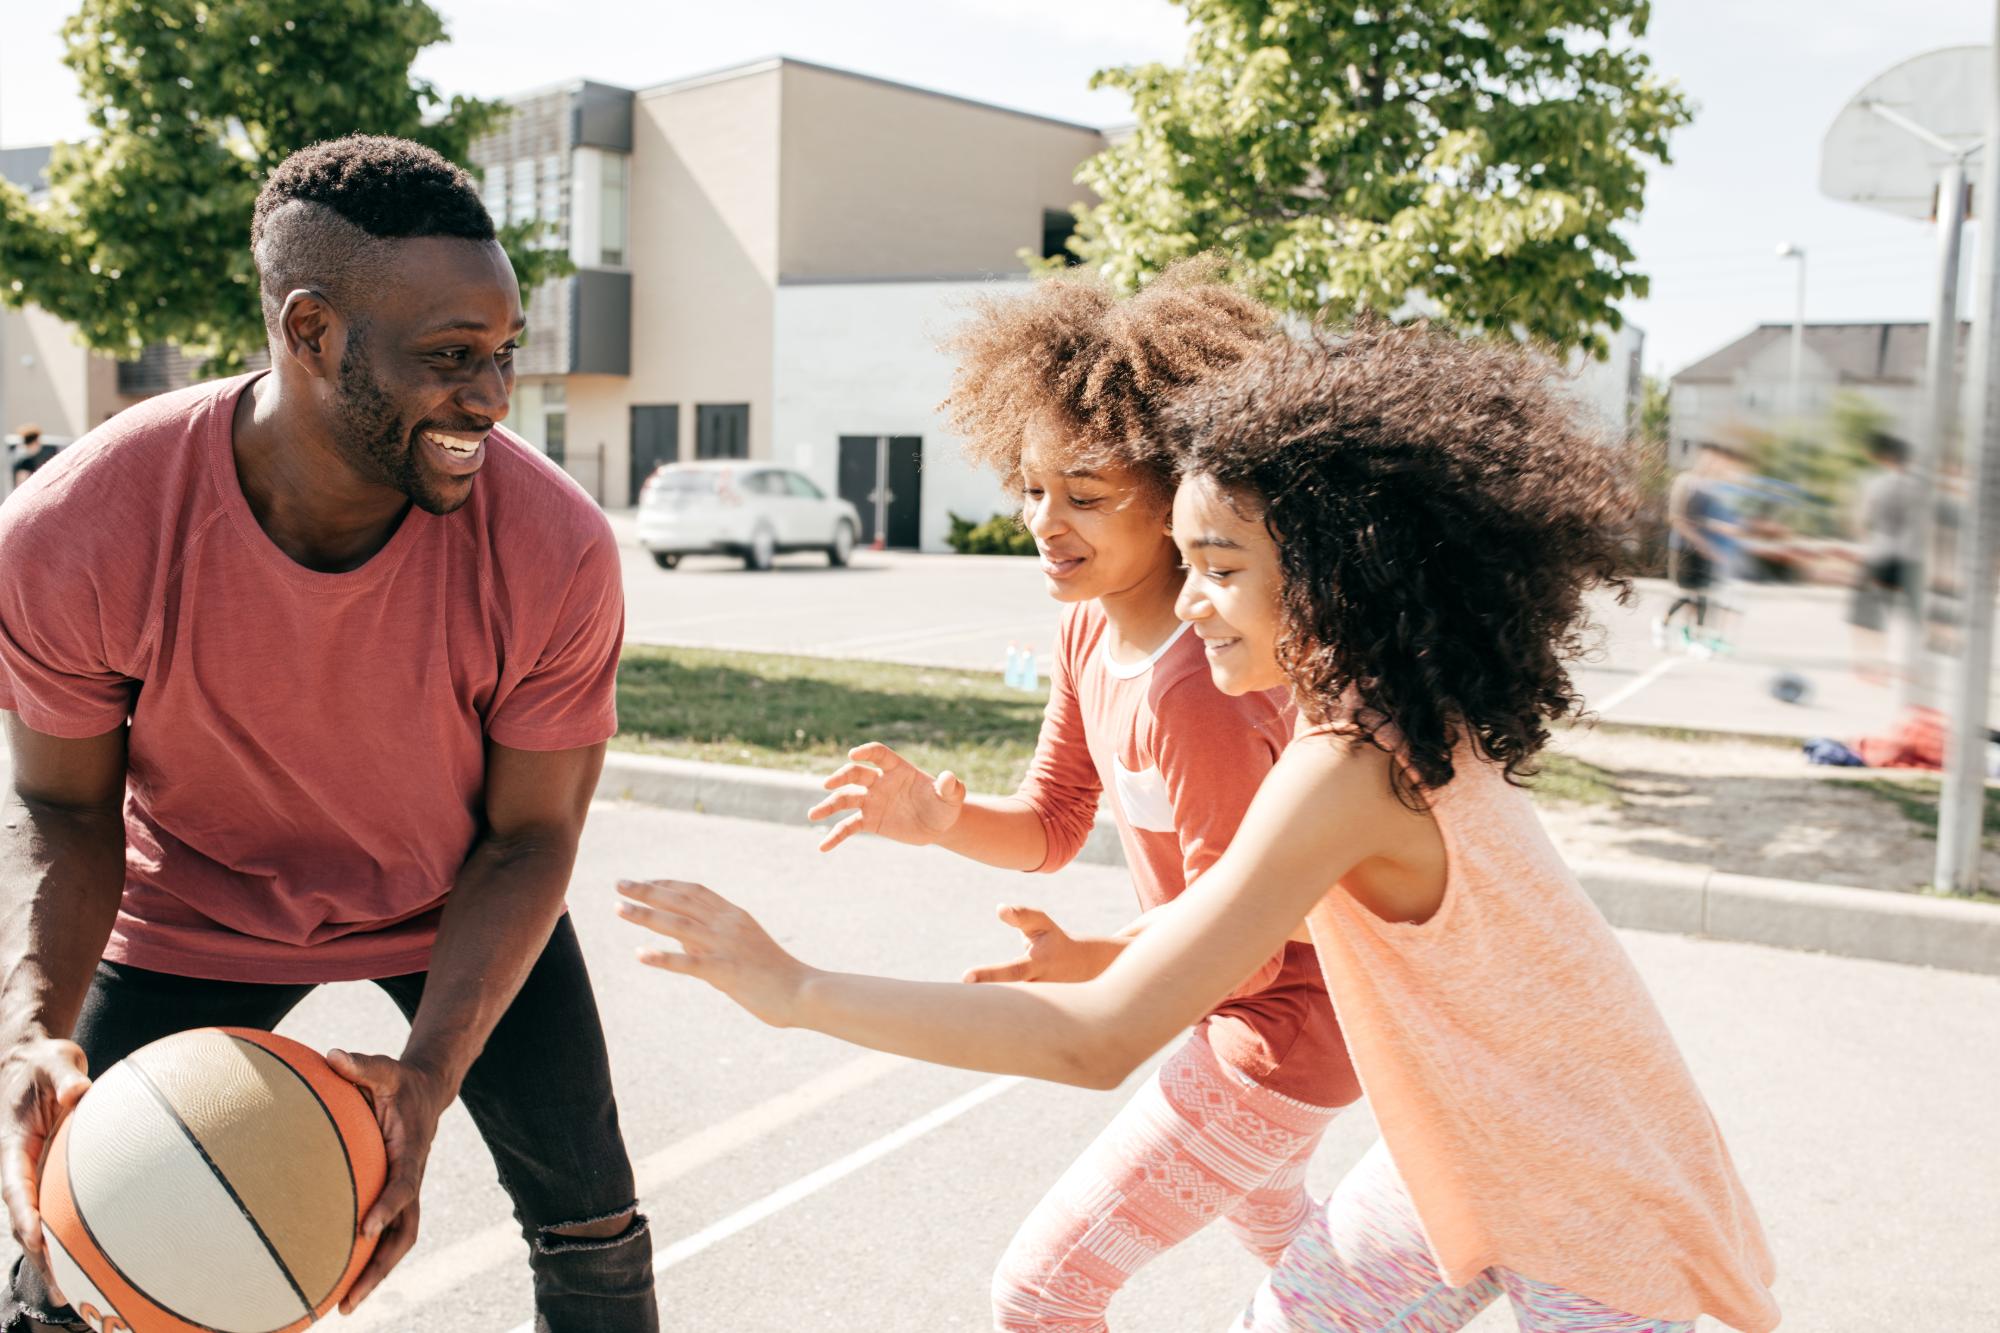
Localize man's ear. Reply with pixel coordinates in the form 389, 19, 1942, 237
278, 288, 346, 381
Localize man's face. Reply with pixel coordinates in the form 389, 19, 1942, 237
329, 237, 524, 516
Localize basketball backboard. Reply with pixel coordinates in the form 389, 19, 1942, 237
1821, 45, 1987, 220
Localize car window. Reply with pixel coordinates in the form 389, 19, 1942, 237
785, 472, 825, 500
651, 469, 721, 494
741, 471, 784, 497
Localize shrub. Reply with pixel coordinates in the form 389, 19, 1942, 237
946, 511, 1039, 556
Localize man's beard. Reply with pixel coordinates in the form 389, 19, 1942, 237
334, 339, 467, 516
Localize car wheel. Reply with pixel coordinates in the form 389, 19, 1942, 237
827, 521, 855, 568
744, 526, 777, 572
651, 551, 680, 570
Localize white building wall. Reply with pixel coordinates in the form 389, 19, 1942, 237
772, 279, 1021, 552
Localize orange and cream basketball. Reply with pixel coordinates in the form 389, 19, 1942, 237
38, 1027, 386, 1333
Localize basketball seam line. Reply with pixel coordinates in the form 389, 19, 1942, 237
60, 1105, 234, 1333
128, 1060, 316, 1327
223, 1032, 360, 1300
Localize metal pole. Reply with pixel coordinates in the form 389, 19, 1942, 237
1936, 13, 2000, 894
1905, 160, 1968, 708
871, 435, 888, 551
1790, 253, 1807, 422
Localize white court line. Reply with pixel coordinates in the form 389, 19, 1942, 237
344, 1050, 907, 1331
1594, 655, 1684, 717
502, 1073, 1024, 1333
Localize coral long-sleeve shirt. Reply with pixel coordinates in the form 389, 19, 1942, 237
1013, 603, 1358, 1106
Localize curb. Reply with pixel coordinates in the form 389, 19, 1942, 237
596, 752, 2000, 978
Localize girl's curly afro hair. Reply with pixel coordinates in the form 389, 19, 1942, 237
1167, 320, 1633, 803
939, 260, 1276, 498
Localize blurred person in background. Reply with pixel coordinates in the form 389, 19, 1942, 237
1655, 441, 1747, 657
1847, 431, 1918, 685
8, 427, 50, 490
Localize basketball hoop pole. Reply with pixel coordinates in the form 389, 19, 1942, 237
1936, 15, 2000, 895
1901, 157, 1970, 709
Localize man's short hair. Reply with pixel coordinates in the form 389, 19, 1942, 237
16, 425, 39, 446
251, 135, 496, 336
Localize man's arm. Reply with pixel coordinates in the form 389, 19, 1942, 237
333, 738, 604, 1312
0, 717, 128, 1294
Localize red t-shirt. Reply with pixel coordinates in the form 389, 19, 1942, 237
0, 374, 624, 982
1014, 602, 1359, 1107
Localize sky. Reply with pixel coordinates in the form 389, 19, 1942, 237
0, 0, 1987, 376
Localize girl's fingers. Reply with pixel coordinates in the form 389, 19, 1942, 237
805, 788, 868, 823
819, 763, 878, 792
615, 898, 717, 949
816, 814, 864, 853
636, 946, 701, 975
847, 742, 901, 770
996, 904, 1055, 933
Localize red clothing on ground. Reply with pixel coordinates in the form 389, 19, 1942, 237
1013, 602, 1358, 1106
0, 374, 624, 983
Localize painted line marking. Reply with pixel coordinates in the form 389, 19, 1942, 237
344, 1050, 908, 1331
500, 1073, 1023, 1333
1595, 655, 1684, 716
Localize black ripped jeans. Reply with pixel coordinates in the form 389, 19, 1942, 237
3, 915, 657, 1333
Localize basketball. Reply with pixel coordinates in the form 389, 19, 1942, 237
38, 1027, 386, 1333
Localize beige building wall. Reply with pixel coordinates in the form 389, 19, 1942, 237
576, 65, 782, 505
2, 305, 127, 441
776, 63, 1106, 280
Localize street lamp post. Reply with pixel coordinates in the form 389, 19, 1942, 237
1776, 242, 1807, 424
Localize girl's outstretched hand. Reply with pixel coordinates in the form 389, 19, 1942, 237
807, 742, 966, 852
616, 879, 812, 1027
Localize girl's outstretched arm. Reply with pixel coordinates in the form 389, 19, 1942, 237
619, 736, 1413, 1088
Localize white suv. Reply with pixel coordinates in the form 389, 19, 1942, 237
635, 462, 862, 572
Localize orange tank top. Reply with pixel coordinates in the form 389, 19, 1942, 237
1303, 750, 1779, 1330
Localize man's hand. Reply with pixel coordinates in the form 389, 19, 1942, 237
962, 906, 1127, 984
808, 742, 965, 852
325, 1048, 453, 1314
0, 1037, 89, 1306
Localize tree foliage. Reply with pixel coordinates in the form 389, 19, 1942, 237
0, 0, 567, 371
1052, 0, 1693, 357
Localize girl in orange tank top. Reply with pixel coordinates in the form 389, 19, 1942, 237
617, 322, 1779, 1331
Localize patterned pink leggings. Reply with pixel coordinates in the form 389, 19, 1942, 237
993, 1031, 1344, 1332
1236, 1140, 1697, 1332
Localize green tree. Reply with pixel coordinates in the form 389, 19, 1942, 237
1051, 0, 1693, 357
0, 0, 568, 371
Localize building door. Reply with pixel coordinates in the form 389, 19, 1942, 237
629, 404, 677, 502
696, 404, 749, 459
836, 436, 923, 549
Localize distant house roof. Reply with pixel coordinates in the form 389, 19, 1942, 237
0, 146, 52, 194
1674, 321, 1970, 386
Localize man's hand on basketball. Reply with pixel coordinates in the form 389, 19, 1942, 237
325, 1047, 452, 1313
618, 879, 811, 1027
0, 1036, 89, 1305
808, 742, 965, 851
962, 906, 1126, 984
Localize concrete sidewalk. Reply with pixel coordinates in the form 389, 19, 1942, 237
596, 751, 2000, 977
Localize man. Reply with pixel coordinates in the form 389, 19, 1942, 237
1848, 430, 1919, 684
1655, 440, 1745, 657
7, 426, 53, 490
0, 136, 655, 1330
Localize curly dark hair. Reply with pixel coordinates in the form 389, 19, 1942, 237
940, 260, 1276, 498
251, 135, 494, 334
1167, 320, 1633, 803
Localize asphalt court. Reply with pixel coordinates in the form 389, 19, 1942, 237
46, 799, 1976, 1333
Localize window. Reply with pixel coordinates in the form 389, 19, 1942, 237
481, 166, 506, 225
696, 404, 749, 459
742, 470, 784, 497
544, 381, 567, 465
600, 153, 628, 267
538, 153, 564, 247
1041, 209, 1080, 265
785, 472, 824, 500
509, 160, 537, 228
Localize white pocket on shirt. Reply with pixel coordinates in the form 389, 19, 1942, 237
1112, 757, 1177, 833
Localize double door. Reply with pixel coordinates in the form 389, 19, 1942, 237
836, 436, 921, 549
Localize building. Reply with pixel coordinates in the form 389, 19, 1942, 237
470, 58, 1109, 545
1668, 321, 1970, 468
